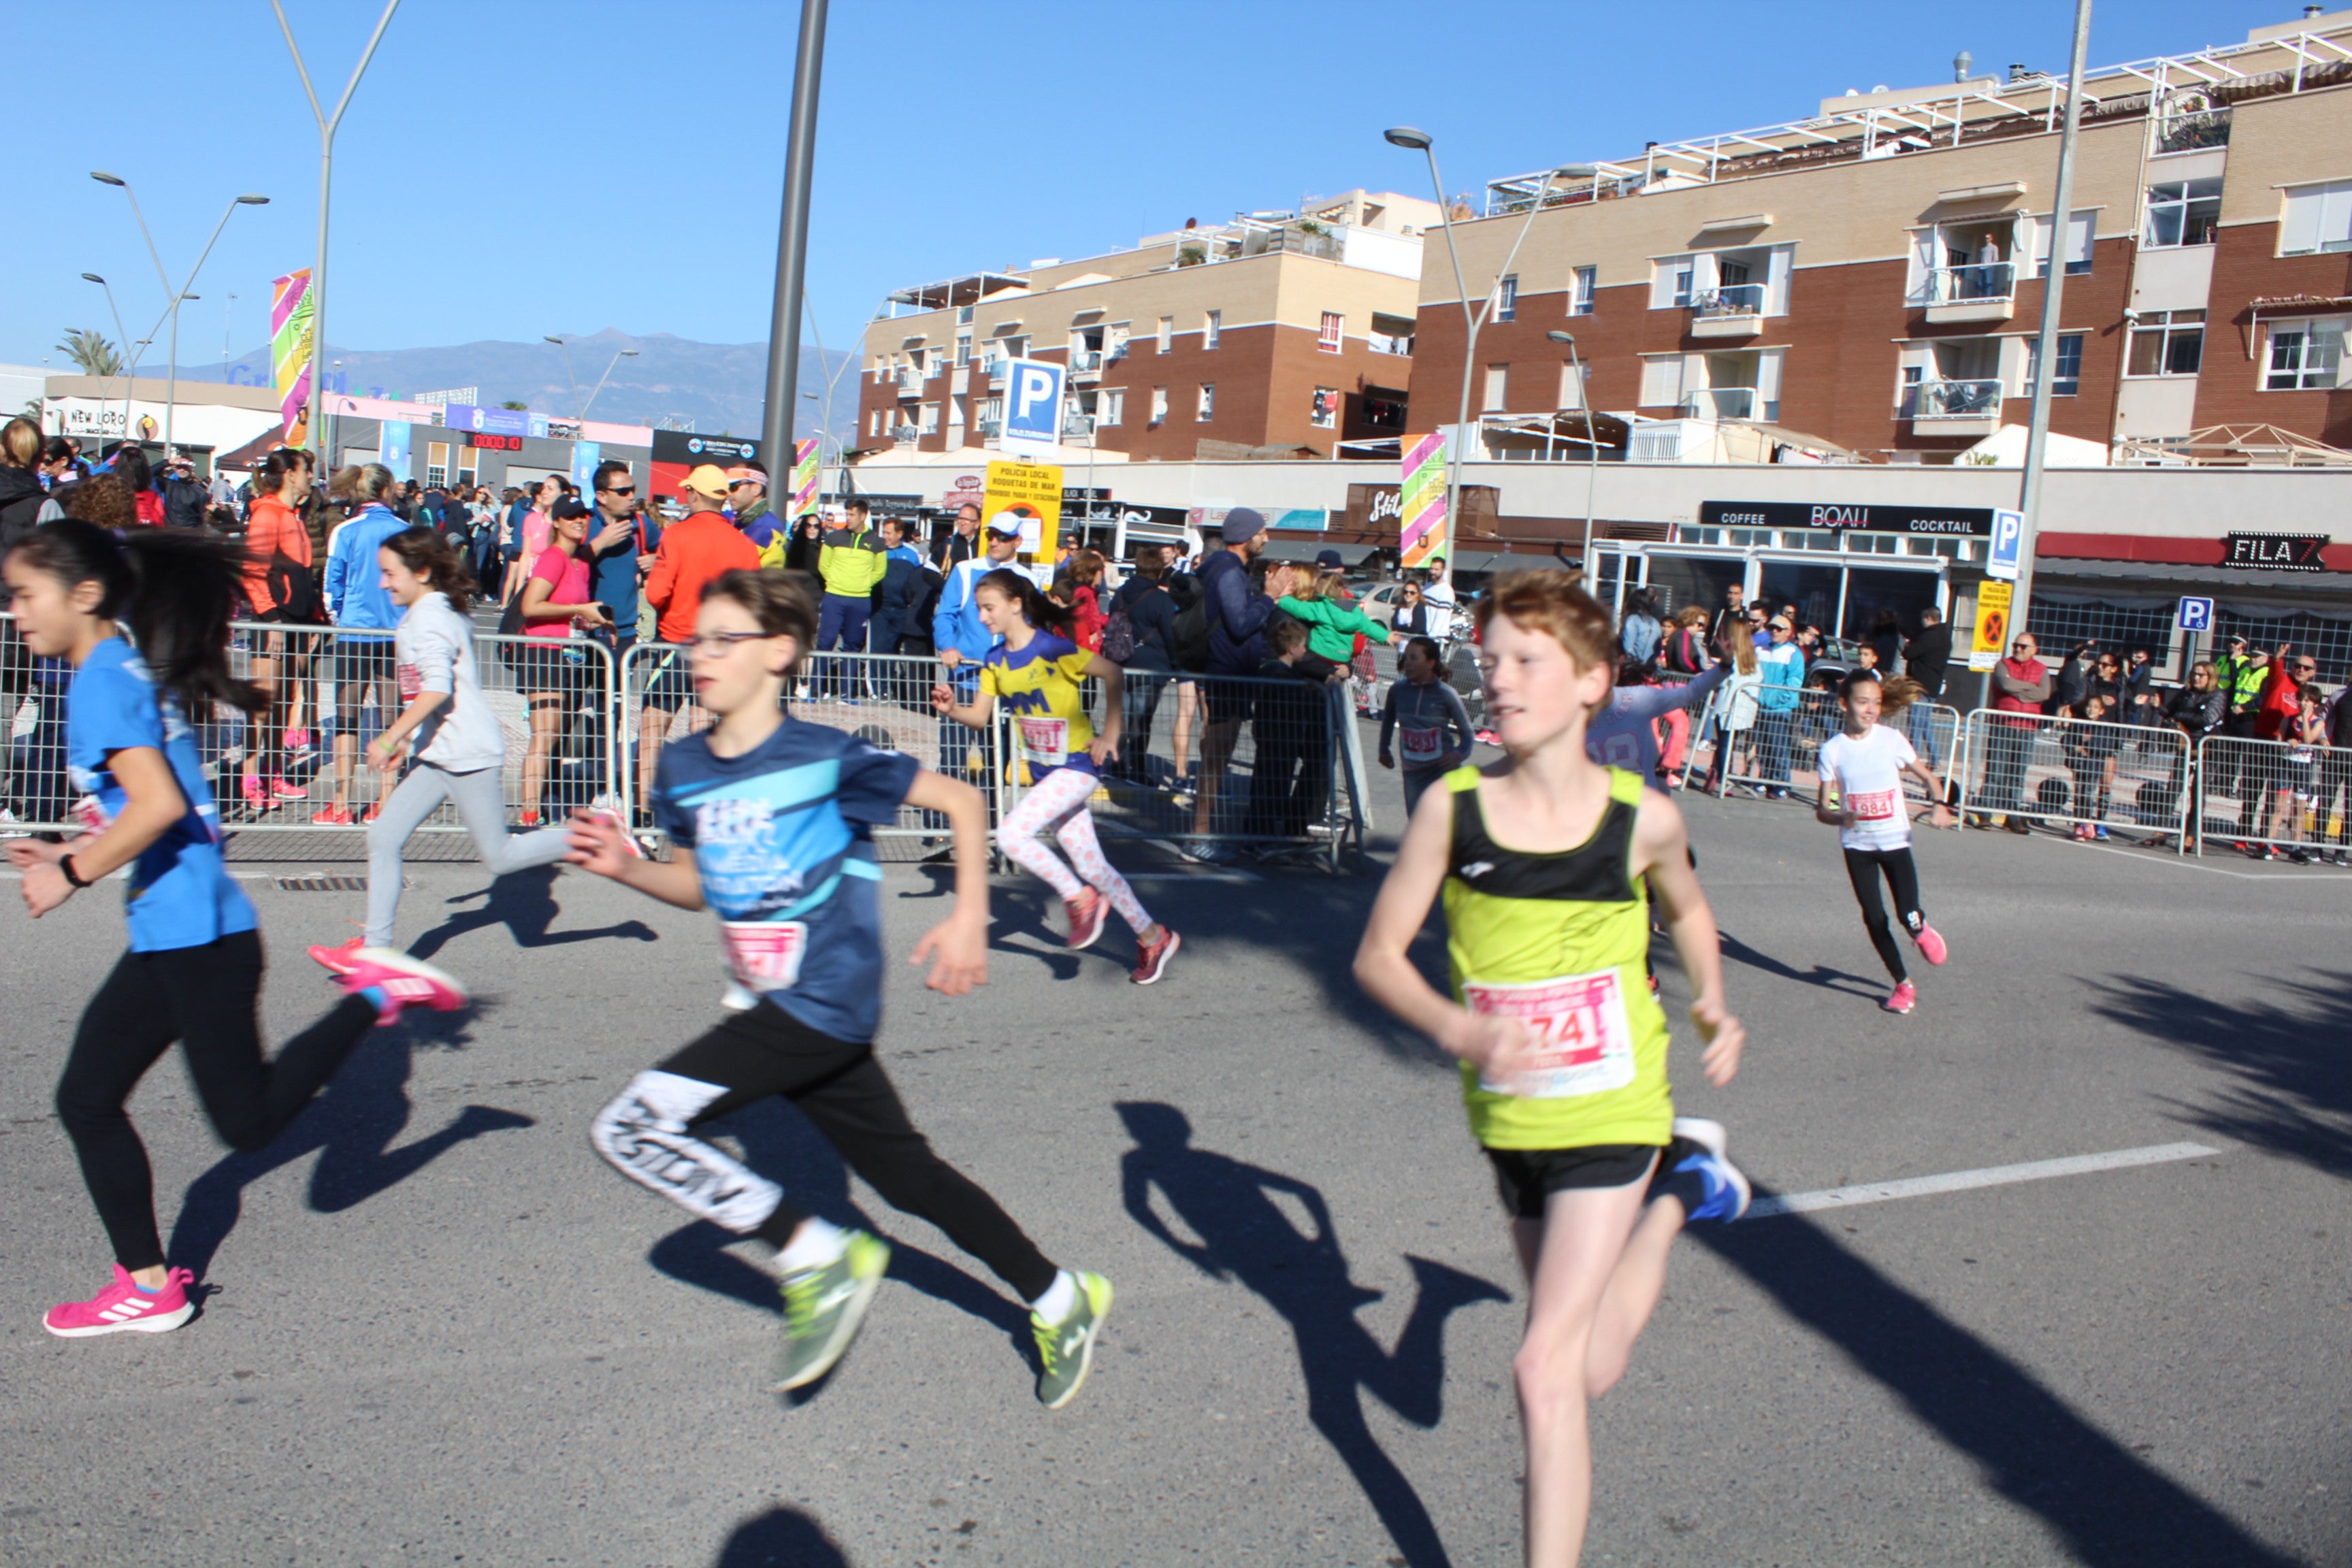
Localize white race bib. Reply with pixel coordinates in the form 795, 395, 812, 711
1848, 787, 1900, 823
1464, 969, 1638, 1100
719, 920, 809, 994
396, 660, 423, 702
1399, 724, 1445, 767
1018, 716, 1069, 767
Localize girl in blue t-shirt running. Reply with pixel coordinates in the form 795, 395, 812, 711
3, 521, 468, 1341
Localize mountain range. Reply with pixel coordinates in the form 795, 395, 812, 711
152, 329, 856, 440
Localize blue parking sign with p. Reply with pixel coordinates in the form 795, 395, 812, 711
2177, 596, 2214, 632
1987, 508, 2025, 581
1000, 357, 1065, 455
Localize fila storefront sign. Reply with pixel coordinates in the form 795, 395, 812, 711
1699, 500, 1995, 536
2224, 532, 2330, 572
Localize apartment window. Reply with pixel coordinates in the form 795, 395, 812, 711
1100, 388, 1124, 426
1204, 310, 1222, 350
1319, 311, 1343, 352
1197, 383, 1215, 421
2266, 319, 2346, 390
981, 395, 1004, 424
1309, 387, 1337, 429
1005, 334, 1028, 359
1150, 386, 1169, 424
1496, 274, 1518, 322
1108, 321, 1130, 359
2031, 210, 2095, 277
1558, 361, 1586, 410
1571, 265, 1596, 316
425, 441, 449, 489
1483, 363, 1508, 412
955, 333, 971, 368
1157, 316, 1173, 354
956, 304, 975, 325
918, 402, 939, 434
2279, 179, 2352, 255
2144, 178, 2221, 248
2023, 333, 2084, 398
1639, 355, 1685, 407
2127, 310, 2204, 376
1673, 264, 1695, 308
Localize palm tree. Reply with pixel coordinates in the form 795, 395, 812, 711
57, 328, 127, 378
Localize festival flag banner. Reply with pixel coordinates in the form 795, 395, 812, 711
791, 437, 820, 516
1399, 430, 1448, 570
271, 270, 314, 444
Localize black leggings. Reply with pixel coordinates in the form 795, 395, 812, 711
1842, 845, 1925, 983
589, 1001, 1057, 1301
55, 930, 379, 1271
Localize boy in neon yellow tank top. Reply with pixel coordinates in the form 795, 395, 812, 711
1355, 571, 1748, 1568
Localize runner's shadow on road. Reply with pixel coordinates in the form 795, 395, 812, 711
166, 1017, 535, 1283
404, 865, 659, 963
711, 1505, 849, 1567
2090, 970, 2352, 1181
1119, 1101, 1507, 1568
645, 1094, 1034, 1376
1697, 1196, 2308, 1568
1715, 931, 1884, 1000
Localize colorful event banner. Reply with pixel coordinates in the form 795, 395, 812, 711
1399, 430, 1448, 569
271, 270, 314, 444
791, 438, 819, 517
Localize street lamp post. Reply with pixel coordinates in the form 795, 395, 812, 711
760, 0, 830, 479
272, 0, 402, 461
1547, 330, 1602, 576
544, 335, 582, 418
91, 174, 268, 456
1383, 129, 1591, 598
80, 273, 135, 442
578, 347, 638, 422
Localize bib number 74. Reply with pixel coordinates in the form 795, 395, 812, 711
1463, 969, 1638, 1099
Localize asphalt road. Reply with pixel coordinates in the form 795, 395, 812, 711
2, 765, 2348, 1567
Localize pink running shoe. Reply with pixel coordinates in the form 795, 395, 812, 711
310, 803, 355, 826
1914, 924, 1948, 966
1064, 888, 1106, 950
340, 949, 469, 1025
267, 777, 308, 801
44, 1265, 195, 1338
308, 936, 367, 977
1882, 980, 1917, 1015
240, 774, 271, 811
1130, 927, 1181, 985
583, 806, 643, 858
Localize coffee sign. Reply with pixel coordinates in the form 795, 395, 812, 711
2225, 533, 2329, 572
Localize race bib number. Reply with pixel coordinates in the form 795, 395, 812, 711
396, 660, 423, 702
1399, 724, 1445, 767
719, 920, 809, 994
2291, 747, 2317, 766
1848, 787, 1899, 823
69, 793, 112, 836
1018, 717, 1069, 767
1464, 969, 1638, 1100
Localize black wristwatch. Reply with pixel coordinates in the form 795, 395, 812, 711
60, 855, 91, 889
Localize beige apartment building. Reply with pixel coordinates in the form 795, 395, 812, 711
1413, 7, 2352, 466
853, 189, 1437, 464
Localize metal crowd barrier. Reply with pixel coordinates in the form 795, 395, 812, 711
1680, 683, 1964, 806
2192, 732, 2352, 861
997, 666, 1362, 871
1954, 708, 2189, 849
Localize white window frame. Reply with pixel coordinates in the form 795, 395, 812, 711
1318, 311, 1344, 352
1557, 360, 1586, 410
954, 332, 971, 368
1150, 385, 1169, 425
1203, 309, 1222, 350
1100, 387, 1124, 427
1197, 382, 1216, 421
2029, 210, 2095, 278
1309, 386, 1337, 429
1638, 353, 1685, 407
1482, 363, 1508, 412
2022, 333, 2085, 398
1156, 316, 1173, 354
2125, 310, 2205, 378
2143, 177, 2222, 249
2264, 316, 2347, 390
1571, 265, 1596, 316
1496, 274, 1518, 323
2278, 179, 2352, 257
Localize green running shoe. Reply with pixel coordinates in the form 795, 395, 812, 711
1032, 1270, 1114, 1409
773, 1230, 891, 1392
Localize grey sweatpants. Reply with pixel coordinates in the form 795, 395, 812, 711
366, 762, 571, 947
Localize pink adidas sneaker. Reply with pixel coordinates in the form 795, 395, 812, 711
308, 936, 367, 977
340, 949, 470, 1024
1914, 924, 1948, 966
44, 1265, 195, 1338
1064, 888, 1106, 950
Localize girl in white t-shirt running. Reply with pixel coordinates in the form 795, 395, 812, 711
1813, 671, 1953, 1015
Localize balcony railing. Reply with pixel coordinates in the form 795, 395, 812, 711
1068, 350, 1102, 375
894, 374, 921, 398
2156, 105, 2230, 154
1692, 282, 1765, 319
1923, 262, 2014, 305
1367, 331, 1415, 356
982, 359, 1007, 386
891, 425, 918, 445
1680, 387, 1758, 421
1062, 414, 1096, 439
1901, 378, 2003, 421
977, 418, 1002, 438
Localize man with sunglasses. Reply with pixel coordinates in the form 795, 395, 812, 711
589, 460, 656, 660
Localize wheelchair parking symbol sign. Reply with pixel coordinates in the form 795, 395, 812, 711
2176, 596, 2214, 632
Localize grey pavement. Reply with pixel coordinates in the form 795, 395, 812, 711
2, 764, 2349, 1567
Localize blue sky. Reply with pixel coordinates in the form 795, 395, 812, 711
2, 0, 2293, 378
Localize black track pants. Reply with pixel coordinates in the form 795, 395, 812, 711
1842, 845, 1925, 983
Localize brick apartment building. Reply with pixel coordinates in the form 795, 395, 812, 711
1411, 7, 2352, 466
853, 190, 1437, 465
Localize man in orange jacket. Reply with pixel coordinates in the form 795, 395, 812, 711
634, 465, 760, 817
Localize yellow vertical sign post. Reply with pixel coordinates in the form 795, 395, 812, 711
1968, 580, 2014, 673
983, 458, 1062, 566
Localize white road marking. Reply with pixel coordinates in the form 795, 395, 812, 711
2052, 840, 2352, 880
1747, 1141, 2221, 1219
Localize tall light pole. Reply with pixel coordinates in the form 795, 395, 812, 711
1383, 128, 1592, 596
578, 347, 639, 421
1547, 330, 1602, 574
274, 0, 402, 460
544, 335, 582, 417
760, 0, 830, 477
80, 273, 135, 441
2010, 0, 2094, 656
91, 174, 268, 455
223, 293, 238, 380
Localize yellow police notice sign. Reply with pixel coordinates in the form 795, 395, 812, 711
1968, 580, 2013, 672
983, 459, 1062, 562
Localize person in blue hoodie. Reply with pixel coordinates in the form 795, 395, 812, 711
869, 516, 932, 703
1752, 612, 1807, 799
314, 463, 410, 825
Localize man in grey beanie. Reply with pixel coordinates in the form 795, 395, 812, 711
1183, 508, 1284, 863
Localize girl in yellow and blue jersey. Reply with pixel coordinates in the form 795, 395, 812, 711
931, 569, 1180, 985
1353, 570, 1749, 1568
